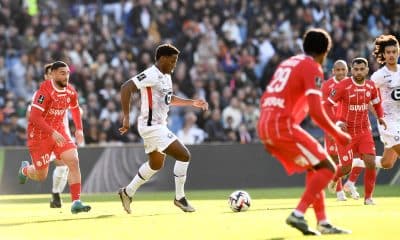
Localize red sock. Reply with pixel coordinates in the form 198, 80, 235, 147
364, 168, 376, 199
70, 183, 81, 201
22, 167, 28, 176
296, 168, 334, 213
312, 190, 327, 223
348, 166, 363, 183
336, 178, 343, 192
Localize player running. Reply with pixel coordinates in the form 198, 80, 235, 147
321, 60, 349, 201
26, 63, 69, 208
258, 28, 351, 235
18, 61, 91, 214
118, 44, 208, 214
324, 58, 386, 205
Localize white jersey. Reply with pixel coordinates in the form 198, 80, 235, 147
371, 65, 400, 122
371, 65, 400, 147
130, 65, 173, 130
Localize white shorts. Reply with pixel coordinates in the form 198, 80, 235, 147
378, 120, 400, 148
139, 125, 178, 154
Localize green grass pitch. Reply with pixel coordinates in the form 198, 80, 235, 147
0, 185, 399, 240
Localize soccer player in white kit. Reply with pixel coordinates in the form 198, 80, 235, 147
371, 35, 400, 167
118, 44, 208, 214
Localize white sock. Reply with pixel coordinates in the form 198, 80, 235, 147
375, 156, 383, 168
125, 162, 158, 197
293, 209, 304, 217
319, 219, 330, 225
52, 166, 69, 193
174, 161, 189, 200
352, 158, 365, 168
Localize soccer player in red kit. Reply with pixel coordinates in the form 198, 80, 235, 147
324, 58, 386, 205
18, 61, 91, 214
257, 29, 351, 235
321, 60, 349, 201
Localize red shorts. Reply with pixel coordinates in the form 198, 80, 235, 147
258, 119, 328, 175
324, 135, 338, 156
27, 135, 76, 170
336, 132, 375, 166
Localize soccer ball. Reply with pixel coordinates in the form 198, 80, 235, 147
228, 190, 251, 212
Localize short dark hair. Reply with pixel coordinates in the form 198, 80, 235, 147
51, 61, 68, 71
155, 44, 180, 61
302, 28, 332, 56
351, 57, 368, 67
373, 34, 399, 64
44, 63, 53, 75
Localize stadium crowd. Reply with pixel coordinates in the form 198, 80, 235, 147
0, 0, 398, 146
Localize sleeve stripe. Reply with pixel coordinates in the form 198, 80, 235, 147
371, 98, 380, 104
31, 104, 45, 111
305, 89, 322, 96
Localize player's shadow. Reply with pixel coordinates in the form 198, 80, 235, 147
0, 214, 114, 227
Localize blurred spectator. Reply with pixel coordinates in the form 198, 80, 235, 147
204, 108, 226, 142
0, 120, 17, 146
222, 97, 242, 130
177, 111, 206, 144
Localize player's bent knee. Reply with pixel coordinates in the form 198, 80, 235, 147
180, 150, 191, 162
381, 161, 394, 169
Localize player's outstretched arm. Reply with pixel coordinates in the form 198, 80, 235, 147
119, 80, 138, 135
170, 95, 208, 111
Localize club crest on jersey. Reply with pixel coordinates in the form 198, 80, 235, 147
366, 91, 371, 97
330, 89, 336, 97
315, 76, 322, 88
37, 95, 45, 104
67, 97, 70, 103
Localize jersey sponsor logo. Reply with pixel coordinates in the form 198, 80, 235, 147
390, 88, 400, 101
261, 97, 285, 108
37, 95, 45, 104
384, 75, 391, 78
49, 108, 66, 116
349, 103, 368, 111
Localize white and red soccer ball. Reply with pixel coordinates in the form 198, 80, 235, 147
228, 190, 251, 212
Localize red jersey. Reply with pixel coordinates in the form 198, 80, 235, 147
260, 55, 323, 125
27, 80, 79, 141
327, 77, 382, 136
321, 77, 340, 120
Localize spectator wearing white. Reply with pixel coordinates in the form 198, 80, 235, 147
177, 111, 206, 145
222, 17, 243, 46
38, 26, 58, 49
99, 100, 119, 123
222, 97, 243, 130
